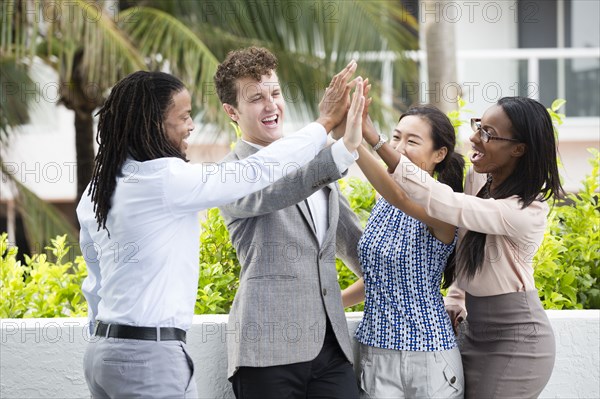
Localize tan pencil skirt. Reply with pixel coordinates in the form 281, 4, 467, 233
461, 290, 555, 399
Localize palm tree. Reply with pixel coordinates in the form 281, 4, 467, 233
1, 0, 222, 250
1, 0, 418, 251
1, 0, 224, 197
420, 0, 459, 113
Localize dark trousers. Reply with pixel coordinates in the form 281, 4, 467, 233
231, 319, 359, 399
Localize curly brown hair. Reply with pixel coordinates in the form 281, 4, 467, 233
214, 47, 278, 107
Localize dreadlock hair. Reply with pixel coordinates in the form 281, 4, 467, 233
457, 96, 565, 280
399, 105, 465, 289
88, 71, 187, 234
214, 46, 278, 107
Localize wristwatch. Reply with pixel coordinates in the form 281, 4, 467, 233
372, 134, 387, 151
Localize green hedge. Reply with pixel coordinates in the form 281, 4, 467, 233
535, 149, 600, 309
0, 235, 87, 318
1, 149, 598, 318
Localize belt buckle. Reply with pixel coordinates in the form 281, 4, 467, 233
93, 321, 111, 338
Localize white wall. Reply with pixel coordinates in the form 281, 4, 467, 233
0, 60, 78, 202
424, 0, 520, 114
1, 311, 599, 398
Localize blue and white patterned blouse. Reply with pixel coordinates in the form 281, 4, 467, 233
355, 197, 458, 351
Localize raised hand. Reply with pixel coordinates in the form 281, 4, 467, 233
342, 78, 366, 152
360, 81, 379, 146
316, 60, 357, 132
331, 77, 370, 141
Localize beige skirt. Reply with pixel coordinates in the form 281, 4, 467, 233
461, 290, 555, 399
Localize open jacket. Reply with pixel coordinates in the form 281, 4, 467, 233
219, 140, 363, 378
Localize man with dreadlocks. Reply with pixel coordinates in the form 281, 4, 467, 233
78, 65, 364, 397
215, 47, 365, 399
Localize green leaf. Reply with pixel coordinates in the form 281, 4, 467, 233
551, 99, 566, 112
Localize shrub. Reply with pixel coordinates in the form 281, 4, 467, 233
534, 149, 600, 309
195, 208, 239, 314
1, 153, 597, 317
0, 234, 87, 318
336, 178, 376, 312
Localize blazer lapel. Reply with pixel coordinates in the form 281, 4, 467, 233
233, 140, 259, 159
297, 200, 317, 237
235, 139, 318, 236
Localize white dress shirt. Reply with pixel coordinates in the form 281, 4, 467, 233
78, 123, 328, 332
243, 139, 358, 245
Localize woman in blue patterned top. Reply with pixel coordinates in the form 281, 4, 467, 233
342, 105, 466, 398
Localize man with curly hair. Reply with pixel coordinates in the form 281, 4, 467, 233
214, 47, 363, 398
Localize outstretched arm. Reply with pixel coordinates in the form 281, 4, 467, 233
391, 157, 549, 238
219, 143, 352, 219
166, 63, 364, 215
355, 145, 455, 236
219, 77, 366, 219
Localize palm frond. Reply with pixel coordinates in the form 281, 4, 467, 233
49, 0, 146, 89
0, 57, 37, 141
1, 155, 80, 256
178, 0, 419, 127
119, 6, 226, 128
1, 0, 40, 61
2, 0, 146, 92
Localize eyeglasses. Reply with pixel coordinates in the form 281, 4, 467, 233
470, 118, 520, 143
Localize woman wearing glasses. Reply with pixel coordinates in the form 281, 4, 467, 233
341, 104, 465, 398
360, 96, 562, 398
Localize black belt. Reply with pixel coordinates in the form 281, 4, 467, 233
94, 321, 186, 343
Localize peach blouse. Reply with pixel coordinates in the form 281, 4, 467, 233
392, 156, 549, 311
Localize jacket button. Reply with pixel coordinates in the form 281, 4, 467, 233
450, 376, 456, 384
322, 288, 327, 296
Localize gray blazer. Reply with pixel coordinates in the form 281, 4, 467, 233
219, 140, 363, 378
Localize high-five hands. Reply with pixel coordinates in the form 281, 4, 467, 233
342, 78, 366, 152
316, 60, 358, 133
331, 77, 370, 141
359, 80, 379, 147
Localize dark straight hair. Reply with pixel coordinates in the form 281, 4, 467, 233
457, 96, 565, 280
88, 71, 187, 234
400, 105, 465, 288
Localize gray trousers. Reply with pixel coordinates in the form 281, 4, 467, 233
83, 336, 197, 398
358, 344, 464, 398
